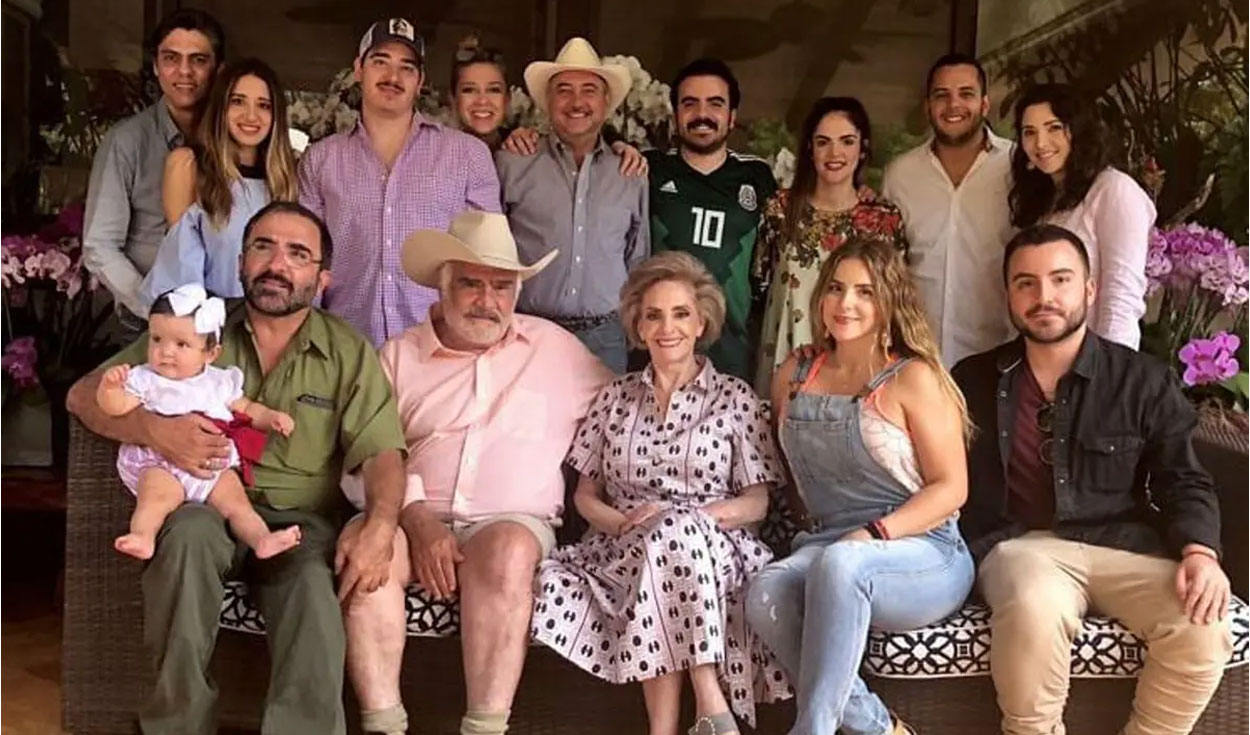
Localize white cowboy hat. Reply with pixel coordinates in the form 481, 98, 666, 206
401, 210, 558, 289
523, 37, 631, 115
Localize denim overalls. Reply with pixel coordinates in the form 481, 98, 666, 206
746, 355, 974, 735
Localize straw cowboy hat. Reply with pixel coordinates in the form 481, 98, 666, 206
401, 211, 558, 289
523, 37, 632, 115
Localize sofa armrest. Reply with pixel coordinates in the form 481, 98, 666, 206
62, 418, 149, 734
1191, 417, 1249, 598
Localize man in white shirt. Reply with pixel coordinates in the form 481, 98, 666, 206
883, 53, 1016, 365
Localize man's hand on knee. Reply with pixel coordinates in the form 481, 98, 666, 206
1175, 547, 1231, 625
335, 518, 395, 603
402, 504, 463, 600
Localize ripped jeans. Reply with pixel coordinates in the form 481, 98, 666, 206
745, 526, 974, 735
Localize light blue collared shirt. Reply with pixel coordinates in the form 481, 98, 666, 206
138, 175, 269, 312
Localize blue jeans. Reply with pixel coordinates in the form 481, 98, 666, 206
746, 526, 974, 735
574, 320, 628, 374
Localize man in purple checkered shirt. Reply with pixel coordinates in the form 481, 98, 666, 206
299, 18, 501, 346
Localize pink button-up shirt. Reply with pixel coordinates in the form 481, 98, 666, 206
378, 313, 613, 523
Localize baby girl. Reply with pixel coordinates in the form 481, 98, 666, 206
97, 284, 302, 560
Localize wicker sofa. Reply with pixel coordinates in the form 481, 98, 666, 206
64, 419, 1249, 735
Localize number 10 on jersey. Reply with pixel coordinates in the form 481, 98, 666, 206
690, 207, 725, 249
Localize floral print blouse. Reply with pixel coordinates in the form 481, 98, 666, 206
751, 189, 908, 394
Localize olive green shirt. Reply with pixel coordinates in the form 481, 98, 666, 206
105, 302, 406, 514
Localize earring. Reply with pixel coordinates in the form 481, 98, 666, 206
1026, 160, 1036, 170
879, 329, 892, 356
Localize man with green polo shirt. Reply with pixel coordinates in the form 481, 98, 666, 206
646, 58, 777, 381
66, 201, 407, 735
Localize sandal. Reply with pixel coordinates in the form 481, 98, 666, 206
688, 712, 738, 735
889, 711, 918, 735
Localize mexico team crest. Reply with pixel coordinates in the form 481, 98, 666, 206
738, 184, 757, 212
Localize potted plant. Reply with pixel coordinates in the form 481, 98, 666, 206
1141, 221, 1249, 595
1, 201, 114, 468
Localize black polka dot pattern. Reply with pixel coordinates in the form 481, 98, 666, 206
533, 362, 791, 726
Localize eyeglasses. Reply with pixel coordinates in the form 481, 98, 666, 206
1037, 402, 1054, 466
244, 240, 322, 269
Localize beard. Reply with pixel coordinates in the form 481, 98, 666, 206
242, 270, 318, 317
444, 307, 508, 348
932, 110, 985, 147
679, 122, 730, 155
1011, 301, 1087, 345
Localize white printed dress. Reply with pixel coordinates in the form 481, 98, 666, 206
531, 359, 792, 725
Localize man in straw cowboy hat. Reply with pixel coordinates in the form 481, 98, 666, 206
339, 210, 614, 735
495, 37, 650, 373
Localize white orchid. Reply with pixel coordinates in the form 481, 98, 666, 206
287, 54, 674, 148
771, 148, 797, 188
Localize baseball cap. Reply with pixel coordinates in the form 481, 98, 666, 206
357, 18, 424, 62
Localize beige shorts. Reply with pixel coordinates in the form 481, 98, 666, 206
449, 513, 557, 559
347, 511, 557, 558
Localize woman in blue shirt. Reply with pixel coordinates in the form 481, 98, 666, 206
140, 58, 298, 309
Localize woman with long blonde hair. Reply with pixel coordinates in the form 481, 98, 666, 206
139, 57, 298, 309
744, 237, 974, 735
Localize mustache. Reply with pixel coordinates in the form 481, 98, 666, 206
377, 81, 405, 93
254, 272, 293, 290
464, 308, 501, 322
686, 118, 718, 131
1026, 305, 1064, 318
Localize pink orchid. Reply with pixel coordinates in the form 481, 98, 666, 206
41, 249, 72, 281
1178, 332, 1241, 387
1, 336, 40, 389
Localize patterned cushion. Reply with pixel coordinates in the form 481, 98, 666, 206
864, 597, 1249, 679
219, 581, 1248, 680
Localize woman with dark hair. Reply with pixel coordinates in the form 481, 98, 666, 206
453, 35, 647, 175
140, 58, 298, 308
752, 97, 907, 394
1009, 82, 1154, 348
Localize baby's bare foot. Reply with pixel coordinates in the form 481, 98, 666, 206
254, 525, 302, 559
114, 533, 155, 560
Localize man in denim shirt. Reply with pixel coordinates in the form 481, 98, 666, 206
953, 224, 1231, 735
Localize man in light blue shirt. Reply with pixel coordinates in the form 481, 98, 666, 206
82, 9, 224, 329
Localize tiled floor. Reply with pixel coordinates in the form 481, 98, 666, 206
2, 509, 66, 735
1, 508, 260, 735
2, 609, 63, 735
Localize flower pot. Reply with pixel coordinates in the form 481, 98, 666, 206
1, 394, 53, 467
1193, 410, 1249, 598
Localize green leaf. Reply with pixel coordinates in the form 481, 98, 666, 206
1220, 372, 1250, 401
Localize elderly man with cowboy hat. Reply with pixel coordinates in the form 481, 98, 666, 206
338, 209, 614, 735
495, 37, 650, 373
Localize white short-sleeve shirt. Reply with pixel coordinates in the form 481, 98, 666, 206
122, 364, 244, 422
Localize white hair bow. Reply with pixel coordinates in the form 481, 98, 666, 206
165, 283, 227, 338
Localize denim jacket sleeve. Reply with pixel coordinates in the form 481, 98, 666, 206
1141, 370, 1222, 559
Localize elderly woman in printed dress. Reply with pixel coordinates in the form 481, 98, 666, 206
531, 251, 790, 735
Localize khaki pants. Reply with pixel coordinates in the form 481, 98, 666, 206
978, 532, 1232, 735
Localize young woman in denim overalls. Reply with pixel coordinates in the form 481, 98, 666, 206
746, 238, 976, 735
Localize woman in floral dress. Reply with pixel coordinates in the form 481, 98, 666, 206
531, 252, 790, 735
753, 97, 908, 394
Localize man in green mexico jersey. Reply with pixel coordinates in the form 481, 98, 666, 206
646, 58, 777, 381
